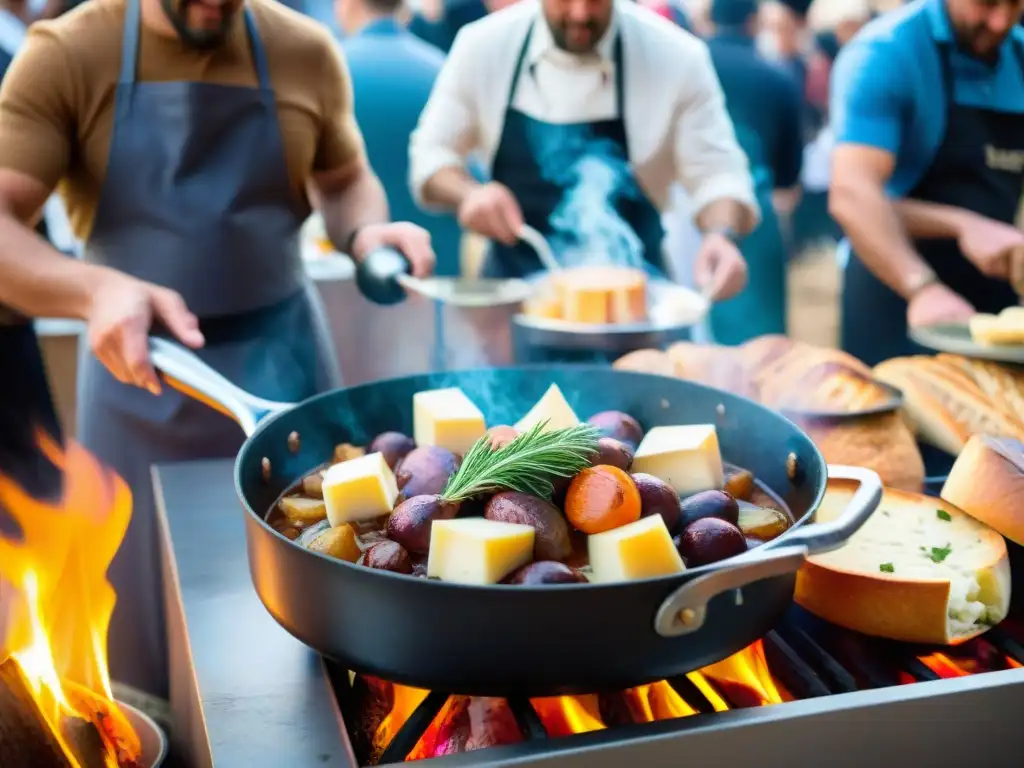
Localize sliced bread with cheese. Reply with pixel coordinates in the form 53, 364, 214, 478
942, 435, 1024, 547
970, 308, 1024, 346
795, 480, 1010, 645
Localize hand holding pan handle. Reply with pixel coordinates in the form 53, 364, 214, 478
654, 465, 882, 638
149, 338, 292, 437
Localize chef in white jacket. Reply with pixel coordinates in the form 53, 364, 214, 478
409, 0, 759, 298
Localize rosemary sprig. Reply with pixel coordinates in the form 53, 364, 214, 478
441, 421, 600, 502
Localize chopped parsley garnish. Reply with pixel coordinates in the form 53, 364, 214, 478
929, 544, 953, 563
879, 563, 895, 573
936, 509, 952, 522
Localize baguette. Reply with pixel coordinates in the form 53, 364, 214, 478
612, 349, 679, 378
942, 435, 1024, 547
795, 480, 1011, 645
664, 342, 755, 398
872, 356, 1024, 454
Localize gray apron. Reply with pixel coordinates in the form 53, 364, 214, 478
76, 0, 340, 698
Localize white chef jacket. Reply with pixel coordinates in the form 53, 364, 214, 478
409, 0, 760, 230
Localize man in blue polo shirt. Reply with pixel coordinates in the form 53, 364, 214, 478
830, 0, 1024, 365
338, 0, 463, 275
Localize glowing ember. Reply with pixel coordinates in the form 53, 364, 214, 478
0, 435, 141, 767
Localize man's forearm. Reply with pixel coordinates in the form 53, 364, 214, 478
421, 166, 479, 211
695, 199, 749, 234
0, 211, 103, 320
830, 181, 932, 300
895, 199, 974, 239
320, 164, 390, 257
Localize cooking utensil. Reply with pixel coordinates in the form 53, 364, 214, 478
909, 323, 1024, 364
354, 246, 534, 308
150, 339, 881, 696
518, 224, 562, 272
118, 700, 167, 768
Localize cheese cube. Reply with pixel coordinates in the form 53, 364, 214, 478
427, 518, 535, 585
515, 384, 580, 433
631, 425, 724, 497
588, 515, 685, 583
413, 387, 487, 455
322, 451, 399, 527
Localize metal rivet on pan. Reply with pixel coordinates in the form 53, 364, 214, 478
786, 452, 801, 482
261, 457, 271, 482
678, 608, 697, 627
287, 431, 301, 453
716, 403, 725, 417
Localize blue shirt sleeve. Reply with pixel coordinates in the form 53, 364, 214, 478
830, 39, 911, 154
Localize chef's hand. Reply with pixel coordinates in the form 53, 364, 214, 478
457, 182, 524, 246
694, 233, 748, 301
352, 222, 436, 278
906, 282, 975, 328
957, 213, 1024, 280
87, 272, 205, 395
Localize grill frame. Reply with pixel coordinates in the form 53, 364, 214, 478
160, 460, 1024, 768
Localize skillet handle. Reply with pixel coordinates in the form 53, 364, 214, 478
149, 338, 292, 437
654, 465, 882, 638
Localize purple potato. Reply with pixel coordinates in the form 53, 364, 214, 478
590, 437, 634, 472
485, 491, 572, 561
678, 490, 740, 529
395, 446, 461, 500
364, 540, 414, 574
387, 494, 460, 554
587, 411, 645, 449
503, 561, 588, 585
368, 431, 416, 470
632, 473, 681, 532
677, 518, 747, 567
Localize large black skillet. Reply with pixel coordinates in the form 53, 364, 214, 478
150, 339, 881, 697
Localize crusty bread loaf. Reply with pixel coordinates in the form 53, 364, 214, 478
612, 348, 679, 378
664, 342, 755, 398
942, 435, 1024, 546
970, 307, 1024, 346
795, 480, 1011, 645
873, 355, 1024, 454
796, 413, 924, 492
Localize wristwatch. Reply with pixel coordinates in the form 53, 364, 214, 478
904, 268, 940, 300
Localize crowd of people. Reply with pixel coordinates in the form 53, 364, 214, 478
2, 0, 1024, 717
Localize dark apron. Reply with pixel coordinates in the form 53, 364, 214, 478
482, 22, 665, 279
841, 39, 1024, 366
708, 126, 787, 346
76, 0, 340, 698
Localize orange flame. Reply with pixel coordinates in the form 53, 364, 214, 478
372, 641, 782, 760
0, 434, 141, 766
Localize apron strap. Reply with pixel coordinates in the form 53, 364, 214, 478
504, 19, 625, 120
504, 21, 534, 110
118, 0, 272, 95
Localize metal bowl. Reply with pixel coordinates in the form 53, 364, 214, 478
118, 700, 168, 768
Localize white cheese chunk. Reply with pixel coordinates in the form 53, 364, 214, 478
322, 451, 399, 527
413, 387, 487, 455
631, 425, 724, 497
588, 515, 686, 583
427, 518, 535, 585
515, 384, 580, 433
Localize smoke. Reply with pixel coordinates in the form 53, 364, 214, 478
524, 123, 646, 270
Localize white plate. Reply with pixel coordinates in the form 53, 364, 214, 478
909, 323, 1024, 364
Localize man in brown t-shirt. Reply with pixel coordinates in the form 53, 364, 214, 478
0, 0, 436, 701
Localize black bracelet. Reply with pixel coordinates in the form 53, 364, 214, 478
707, 225, 742, 244
343, 227, 361, 257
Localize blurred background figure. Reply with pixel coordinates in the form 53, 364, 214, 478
640, 0, 693, 30
703, 0, 803, 344
758, 0, 812, 94
409, 0, 519, 52
337, 0, 463, 275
